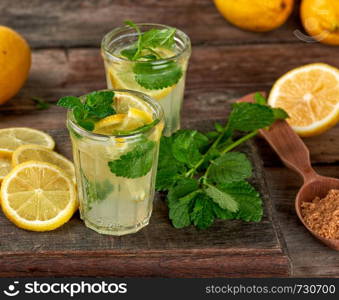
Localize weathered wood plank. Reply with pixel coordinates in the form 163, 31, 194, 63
0, 252, 289, 278
0, 0, 303, 48
0, 122, 289, 277
265, 166, 339, 277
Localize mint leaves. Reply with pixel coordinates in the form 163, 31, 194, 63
108, 138, 156, 178
156, 93, 288, 229
121, 20, 183, 90
32, 97, 50, 110
82, 174, 114, 210
133, 60, 183, 90
208, 152, 252, 184
57, 91, 115, 131
228, 102, 275, 132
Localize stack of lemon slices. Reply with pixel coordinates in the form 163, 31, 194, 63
0, 127, 77, 232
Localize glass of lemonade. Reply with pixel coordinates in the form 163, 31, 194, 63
66, 89, 164, 235
101, 23, 191, 136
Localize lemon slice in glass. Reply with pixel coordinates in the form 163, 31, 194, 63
108, 48, 176, 101
93, 114, 127, 135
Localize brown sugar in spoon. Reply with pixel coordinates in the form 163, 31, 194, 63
239, 93, 339, 250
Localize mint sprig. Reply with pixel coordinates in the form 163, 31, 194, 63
156, 93, 288, 229
57, 91, 115, 131
121, 20, 183, 90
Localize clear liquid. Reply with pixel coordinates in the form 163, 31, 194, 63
71, 134, 159, 235
103, 46, 189, 136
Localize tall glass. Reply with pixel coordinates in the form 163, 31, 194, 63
101, 23, 191, 136
67, 90, 164, 235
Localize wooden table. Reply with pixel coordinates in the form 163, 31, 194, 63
0, 0, 338, 277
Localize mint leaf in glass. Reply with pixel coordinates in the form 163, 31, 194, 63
84, 91, 115, 119
120, 47, 138, 60
122, 21, 183, 90
133, 60, 182, 90
141, 28, 176, 49
108, 138, 156, 178
57, 91, 115, 131
58, 96, 83, 110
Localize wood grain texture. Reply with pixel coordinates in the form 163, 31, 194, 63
0, 122, 289, 277
0, 0, 303, 48
0, 251, 289, 278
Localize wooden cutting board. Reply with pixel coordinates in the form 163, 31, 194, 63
0, 120, 290, 277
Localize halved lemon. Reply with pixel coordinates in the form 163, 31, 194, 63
0, 127, 55, 156
12, 144, 76, 183
268, 63, 339, 137
0, 156, 12, 183
108, 48, 176, 101
1, 161, 76, 231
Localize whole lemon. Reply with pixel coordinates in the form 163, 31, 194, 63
0, 26, 31, 104
301, 0, 339, 45
214, 0, 295, 32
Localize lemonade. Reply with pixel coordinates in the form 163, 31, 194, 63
60, 90, 164, 235
101, 23, 191, 136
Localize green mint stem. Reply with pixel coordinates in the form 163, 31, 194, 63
201, 130, 258, 184
187, 129, 258, 181
145, 47, 161, 58
220, 130, 258, 155
185, 125, 230, 178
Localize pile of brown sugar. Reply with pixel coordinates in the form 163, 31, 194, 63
301, 189, 339, 240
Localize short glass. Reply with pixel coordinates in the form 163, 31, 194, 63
67, 89, 164, 235
101, 23, 191, 136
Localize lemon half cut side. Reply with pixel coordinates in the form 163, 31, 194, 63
268, 63, 339, 137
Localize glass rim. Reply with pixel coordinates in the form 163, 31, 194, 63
101, 23, 191, 63
67, 89, 164, 141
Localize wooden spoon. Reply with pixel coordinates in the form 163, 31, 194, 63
238, 93, 339, 250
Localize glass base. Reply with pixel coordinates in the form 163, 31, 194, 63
82, 212, 152, 236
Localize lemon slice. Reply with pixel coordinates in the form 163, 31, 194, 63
12, 145, 76, 183
114, 93, 153, 114
0, 156, 12, 182
128, 107, 153, 124
0, 127, 55, 155
268, 63, 339, 137
1, 161, 76, 231
108, 48, 176, 101
93, 114, 127, 135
